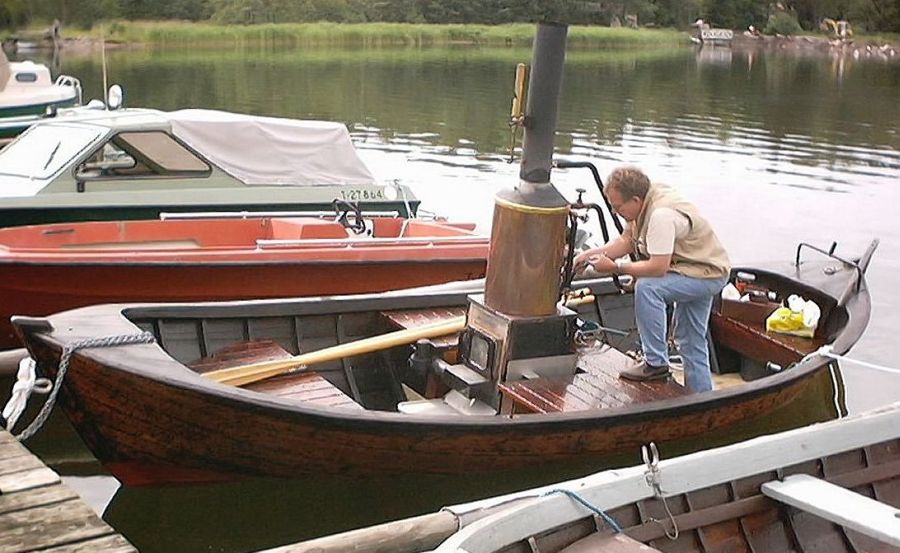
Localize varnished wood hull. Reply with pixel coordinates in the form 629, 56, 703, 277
15, 255, 871, 486
24, 331, 841, 486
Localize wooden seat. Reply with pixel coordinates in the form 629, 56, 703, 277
761, 474, 900, 547
499, 345, 689, 414
710, 311, 826, 368
189, 340, 360, 410
560, 532, 664, 552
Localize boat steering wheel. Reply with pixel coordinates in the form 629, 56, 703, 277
332, 199, 367, 235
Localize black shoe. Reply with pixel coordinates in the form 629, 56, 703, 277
619, 361, 671, 382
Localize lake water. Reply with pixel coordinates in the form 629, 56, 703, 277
11, 41, 900, 552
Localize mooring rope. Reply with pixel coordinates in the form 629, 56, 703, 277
2, 357, 52, 433
815, 345, 900, 374
541, 488, 624, 533
9, 332, 155, 441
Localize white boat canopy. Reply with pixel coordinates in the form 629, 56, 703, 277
169, 109, 377, 187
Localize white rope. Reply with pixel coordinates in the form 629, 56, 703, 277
815, 345, 900, 375
11, 332, 155, 441
2, 357, 52, 432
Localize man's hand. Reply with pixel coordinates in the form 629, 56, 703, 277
574, 250, 616, 275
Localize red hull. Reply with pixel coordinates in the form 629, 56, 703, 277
0, 217, 488, 348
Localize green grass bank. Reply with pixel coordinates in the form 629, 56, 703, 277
92, 21, 686, 49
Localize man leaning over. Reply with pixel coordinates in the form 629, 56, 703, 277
575, 166, 730, 393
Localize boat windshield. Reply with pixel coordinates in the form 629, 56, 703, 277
0, 124, 102, 180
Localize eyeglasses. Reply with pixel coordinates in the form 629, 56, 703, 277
610, 195, 637, 212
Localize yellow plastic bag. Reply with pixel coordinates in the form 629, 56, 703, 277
765, 307, 815, 338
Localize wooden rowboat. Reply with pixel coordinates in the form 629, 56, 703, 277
285, 401, 900, 553
11, 240, 875, 487
431, 401, 900, 553
0, 214, 488, 349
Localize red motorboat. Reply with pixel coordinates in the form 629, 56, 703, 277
0, 213, 488, 349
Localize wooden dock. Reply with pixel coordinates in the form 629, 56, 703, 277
0, 429, 136, 552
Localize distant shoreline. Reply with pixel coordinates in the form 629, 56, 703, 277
5, 21, 898, 57
7, 22, 688, 50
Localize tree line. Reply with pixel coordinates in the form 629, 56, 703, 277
3, 0, 898, 34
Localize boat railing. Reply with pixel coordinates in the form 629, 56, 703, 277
255, 235, 488, 249
159, 210, 401, 220
795, 238, 879, 306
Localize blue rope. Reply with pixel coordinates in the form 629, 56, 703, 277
541, 488, 624, 533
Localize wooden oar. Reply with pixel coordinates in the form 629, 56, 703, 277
206, 317, 466, 387
205, 293, 596, 388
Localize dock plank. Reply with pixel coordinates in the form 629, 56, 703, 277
0, 452, 48, 475
0, 435, 33, 461
0, 484, 79, 515
37, 534, 137, 553
0, 467, 59, 493
0, 429, 136, 552
0, 501, 116, 552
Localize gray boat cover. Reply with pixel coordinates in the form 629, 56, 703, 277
169, 109, 376, 186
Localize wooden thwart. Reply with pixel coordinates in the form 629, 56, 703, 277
560, 532, 664, 552
191, 340, 360, 409
761, 474, 900, 547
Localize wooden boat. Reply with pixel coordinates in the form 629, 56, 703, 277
285, 401, 900, 553
0, 49, 80, 141
0, 214, 488, 350
434, 401, 900, 553
0, 106, 419, 227
11, 239, 875, 486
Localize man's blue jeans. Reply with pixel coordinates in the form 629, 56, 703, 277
634, 273, 728, 392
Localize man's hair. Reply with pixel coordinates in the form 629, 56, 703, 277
606, 166, 651, 200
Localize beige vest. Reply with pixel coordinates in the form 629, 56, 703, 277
630, 184, 731, 279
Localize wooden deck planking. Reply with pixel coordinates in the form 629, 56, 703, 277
190, 339, 362, 409
381, 307, 466, 349
500, 345, 691, 414
248, 372, 362, 410
0, 429, 136, 553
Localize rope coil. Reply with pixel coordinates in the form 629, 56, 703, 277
8, 332, 156, 441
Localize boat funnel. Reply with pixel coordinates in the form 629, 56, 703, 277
484, 23, 570, 317
417, 24, 577, 411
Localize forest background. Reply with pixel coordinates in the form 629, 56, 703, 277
2, 0, 898, 35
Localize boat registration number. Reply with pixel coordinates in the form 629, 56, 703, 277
339, 189, 386, 201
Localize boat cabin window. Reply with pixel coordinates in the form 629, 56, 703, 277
0, 124, 101, 180
75, 131, 211, 179
15, 73, 38, 83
